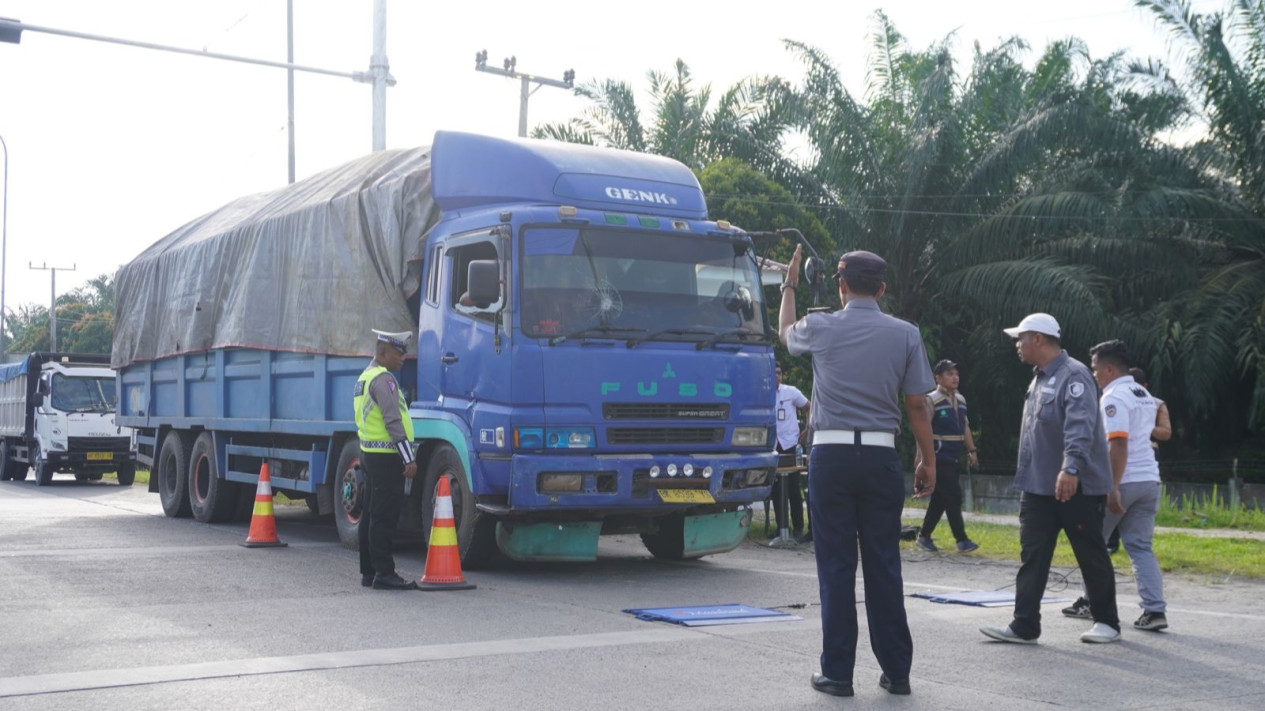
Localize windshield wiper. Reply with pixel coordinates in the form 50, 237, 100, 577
695, 328, 771, 350
625, 328, 716, 348
548, 325, 646, 346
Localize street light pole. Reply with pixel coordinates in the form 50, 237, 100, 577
0, 132, 8, 359
0, 11, 395, 158
474, 51, 574, 137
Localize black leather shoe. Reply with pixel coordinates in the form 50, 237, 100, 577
879, 674, 911, 695
810, 673, 854, 697
372, 572, 417, 590
360, 574, 374, 588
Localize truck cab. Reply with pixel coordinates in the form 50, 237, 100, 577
0, 354, 136, 486
409, 131, 778, 563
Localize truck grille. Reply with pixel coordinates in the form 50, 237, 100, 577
69, 436, 132, 451
606, 428, 724, 445
603, 403, 730, 420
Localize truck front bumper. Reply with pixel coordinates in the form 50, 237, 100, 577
504, 451, 775, 511
47, 450, 137, 471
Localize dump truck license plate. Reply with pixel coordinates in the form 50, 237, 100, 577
657, 489, 715, 504
86, 452, 113, 461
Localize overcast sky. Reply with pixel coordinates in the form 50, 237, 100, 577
0, 0, 1218, 313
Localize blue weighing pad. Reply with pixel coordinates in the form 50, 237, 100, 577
624, 604, 802, 627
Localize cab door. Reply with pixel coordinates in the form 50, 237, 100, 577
436, 230, 512, 455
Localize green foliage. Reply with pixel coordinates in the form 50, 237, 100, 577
541, 4, 1265, 464
3, 273, 115, 355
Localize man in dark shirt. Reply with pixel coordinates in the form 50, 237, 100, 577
981, 313, 1120, 644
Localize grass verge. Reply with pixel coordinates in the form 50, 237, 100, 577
747, 510, 1264, 579
908, 519, 1265, 579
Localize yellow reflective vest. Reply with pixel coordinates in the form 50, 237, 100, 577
354, 365, 414, 453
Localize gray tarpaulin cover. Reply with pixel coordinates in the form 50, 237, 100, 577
112, 147, 438, 368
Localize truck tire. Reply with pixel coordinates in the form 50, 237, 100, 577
0, 441, 12, 481
422, 444, 496, 569
188, 433, 236, 523
116, 463, 136, 487
157, 431, 193, 518
332, 439, 364, 549
1, 442, 27, 481
34, 446, 54, 487
640, 513, 688, 561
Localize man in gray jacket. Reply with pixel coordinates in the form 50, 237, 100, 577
981, 313, 1120, 644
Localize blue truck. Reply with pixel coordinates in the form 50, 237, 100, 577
113, 131, 779, 567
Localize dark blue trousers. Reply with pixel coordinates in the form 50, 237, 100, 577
808, 443, 912, 683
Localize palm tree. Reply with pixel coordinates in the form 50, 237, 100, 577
782, 11, 1251, 453
532, 59, 797, 176
1136, 0, 1265, 431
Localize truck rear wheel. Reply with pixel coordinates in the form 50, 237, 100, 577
157, 431, 193, 518
1, 441, 28, 481
188, 433, 236, 523
332, 439, 363, 549
422, 444, 496, 569
116, 463, 136, 487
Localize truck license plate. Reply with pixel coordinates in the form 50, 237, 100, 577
657, 489, 715, 504
86, 452, 113, 461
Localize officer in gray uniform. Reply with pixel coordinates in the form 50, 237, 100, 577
980, 313, 1120, 644
780, 244, 937, 698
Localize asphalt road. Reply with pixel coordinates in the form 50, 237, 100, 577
1, 477, 1263, 710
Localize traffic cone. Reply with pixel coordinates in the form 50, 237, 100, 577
417, 475, 475, 590
240, 462, 288, 548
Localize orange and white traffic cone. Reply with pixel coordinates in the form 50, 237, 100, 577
240, 462, 288, 548
417, 475, 475, 590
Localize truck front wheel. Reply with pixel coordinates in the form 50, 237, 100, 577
640, 514, 688, 561
422, 445, 496, 570
34, 446, 53, 487
332, 439, 363, 549
188, 433, 236, 523
157, 432, 193, 518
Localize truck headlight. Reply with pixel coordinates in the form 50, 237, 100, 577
515, 427, 597, 450
732, 427, 768, 447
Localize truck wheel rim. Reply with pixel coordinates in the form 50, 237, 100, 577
193, 453, 211, 503
338, 459, 362, 523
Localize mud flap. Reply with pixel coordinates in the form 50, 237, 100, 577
681, 509, 752, 558
495, 520, 601, 562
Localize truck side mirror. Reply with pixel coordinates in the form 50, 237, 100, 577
466, 260, 500, 308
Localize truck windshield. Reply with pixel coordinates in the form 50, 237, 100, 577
520, 227, 768, 342
50, 375, 117, 413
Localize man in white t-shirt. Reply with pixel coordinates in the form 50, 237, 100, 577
1063, 340, 1168, 632
772, 364, 811, 539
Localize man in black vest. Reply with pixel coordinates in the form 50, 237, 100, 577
916, 360, 980, 552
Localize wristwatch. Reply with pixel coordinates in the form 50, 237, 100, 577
1065, 467, 1079, 475
780, 281, 798, 294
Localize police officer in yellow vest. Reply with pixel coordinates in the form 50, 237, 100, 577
354, 329, 418, 590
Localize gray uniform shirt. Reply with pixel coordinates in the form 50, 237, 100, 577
368, 359, 408, 443
1014, 351, 1112, 496
786, 299, 935, 433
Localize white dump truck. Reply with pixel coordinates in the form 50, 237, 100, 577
0, 353, 136, 485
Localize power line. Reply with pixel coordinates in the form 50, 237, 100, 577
705, 192, 1264, 223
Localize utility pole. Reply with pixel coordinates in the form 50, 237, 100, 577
29, 262, 74, 352
474, 51, 574, 137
